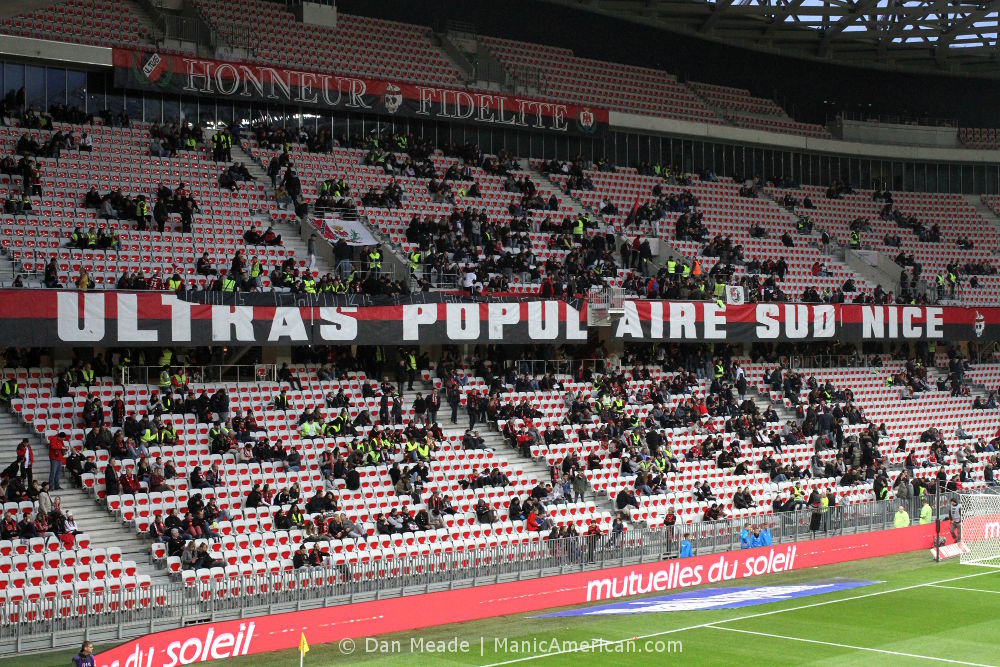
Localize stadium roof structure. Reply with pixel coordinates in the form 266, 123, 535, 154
543, 0, 1000, 76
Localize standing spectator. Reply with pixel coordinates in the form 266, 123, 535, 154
307, 234, 317, 274
584, 519, 603, 562
894, 505, 911, 528
949, 497, 963, 543
378, 390, 389, 424
447, 382, 460, 424
72, 641, 95, 667
391, 394, 402, 425
427, 389, 440, 424
571, 472, 588, 503
267, 154, 281, 188
394, 360, 406, 397
405, 350, 418, 390
467, 390, 479, 430
16, 438, 33, 485
920, 498, 933, 524
412, 393, 427, 425
37, 482, 53, 516
46, 431, 66, 490
103, 463, 120, 496
679, 533, 693, 557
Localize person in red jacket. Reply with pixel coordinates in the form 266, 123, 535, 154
47, 432, 66, 491
119, 467, 141, 495
585, 519, 604, 562
0, 511, 18, 540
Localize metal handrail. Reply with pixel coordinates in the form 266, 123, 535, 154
118, 364, 277, 386
495, 358, 614, 378
0, 496, 937, 654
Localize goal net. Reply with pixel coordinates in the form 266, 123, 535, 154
958, 493, 1000, 568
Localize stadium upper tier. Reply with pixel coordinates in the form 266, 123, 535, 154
0, 0, 147, 49
0, 0, 837, 139
2, 114, 999, 306
0, 122, 309, 291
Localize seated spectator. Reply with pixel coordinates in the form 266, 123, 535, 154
475, 498, 496, 524
615, 488, 639, 510
194, 543, 222, 570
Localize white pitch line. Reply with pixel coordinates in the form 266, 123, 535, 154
477, 569, 999, 667
929, 584, 1000, 595
706, 626, 996, 667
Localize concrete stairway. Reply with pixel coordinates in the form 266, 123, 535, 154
225, 137, 338, 278
963, 194, 1000, 244
0, 243, 38, 287
749, 383, 798, 424
0, 410, 172, 586
381, 386, 546, 521
121, 0, 164, 45
403, 379, 624, 521
521, 161, 601, 223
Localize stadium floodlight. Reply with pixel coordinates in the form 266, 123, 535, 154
958, 493, 1000, 568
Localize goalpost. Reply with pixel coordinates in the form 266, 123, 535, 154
958, 493, 1000, 568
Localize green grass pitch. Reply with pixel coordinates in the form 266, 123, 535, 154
9, 551, 1000, 666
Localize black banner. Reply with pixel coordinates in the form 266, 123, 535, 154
612, 300, 991, 342
2, 291, 997, 347
17, 291, 586, 347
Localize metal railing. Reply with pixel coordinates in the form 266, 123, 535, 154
496, 358, 614, 378
471, 57, 507, 88
588, 286, 627, 323
507, 64, 545, 94
0, 496, 936, 654
119, 364, 276, 386
159, 14, 212, 45
778, 354, 888, 371
835, 112, 957, 128
311, 204, 362, 221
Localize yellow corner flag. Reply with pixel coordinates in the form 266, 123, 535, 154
299, 633, 310, 661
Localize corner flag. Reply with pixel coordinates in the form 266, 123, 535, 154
299, 633, 309, 666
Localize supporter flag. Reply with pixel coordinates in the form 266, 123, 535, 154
319, 217, 379, 246
628, 196, 642, 217
625, 195, 642, 227
299, 632, 309, 664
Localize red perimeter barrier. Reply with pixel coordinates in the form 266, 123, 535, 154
96, 524, 937, 667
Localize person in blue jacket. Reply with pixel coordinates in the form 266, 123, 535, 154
749, 526, 766, 548
739, 526, 751, 549
760, 525, 773, 546
679, 533, 693, 558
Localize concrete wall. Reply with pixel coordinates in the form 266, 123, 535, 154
845, 249, 901, 291
610, 111, 1000, 164
0, 34, 111, 67
836, 119, 959, 149
300, 2, 337, 29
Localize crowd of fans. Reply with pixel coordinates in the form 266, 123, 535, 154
247, 125, 636, 296
2, 335, 998, 578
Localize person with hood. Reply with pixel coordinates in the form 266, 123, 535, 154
739, 525, 752, 549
